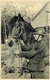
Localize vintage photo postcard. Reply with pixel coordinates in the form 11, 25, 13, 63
0, 0, 50, 79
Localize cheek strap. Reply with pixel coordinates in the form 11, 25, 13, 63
37, 35, 40, 41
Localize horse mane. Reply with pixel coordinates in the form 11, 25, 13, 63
17, 14, 35, 32
23, 20, 35, 32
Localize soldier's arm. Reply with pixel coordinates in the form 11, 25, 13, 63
18, 43, 46, 58
35, 42, 46, 53
21, 44, 33, 51
35, 46, 44, 53
18, 49, 36, 59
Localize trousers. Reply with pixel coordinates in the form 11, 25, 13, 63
30, 71, 45, 79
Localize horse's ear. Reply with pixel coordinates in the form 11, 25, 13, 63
18, 13, 21, 17
18, 13, 24, 21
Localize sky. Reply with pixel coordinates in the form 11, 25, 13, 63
0, 0, 48, 7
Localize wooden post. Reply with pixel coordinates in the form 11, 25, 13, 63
46, 11, 48, 31
46, 11, 50, 32
4, 20, 7, 44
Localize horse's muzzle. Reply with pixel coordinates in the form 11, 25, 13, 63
8, 40, 14, 47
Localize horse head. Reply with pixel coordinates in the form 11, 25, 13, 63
8, 16, 21, 47
8, 15, 35, 46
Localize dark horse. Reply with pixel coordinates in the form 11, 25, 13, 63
8, 14, 35, 46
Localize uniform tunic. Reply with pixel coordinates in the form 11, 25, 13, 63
19, 37, 48, 78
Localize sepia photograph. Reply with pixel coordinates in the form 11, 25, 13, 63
0, 0, 50, 79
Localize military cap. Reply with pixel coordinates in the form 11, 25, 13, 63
33, 27, 45, 36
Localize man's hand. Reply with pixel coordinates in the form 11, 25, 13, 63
19, 39, 25, 46
17, 52, 24, 57
17, 53, 21, 57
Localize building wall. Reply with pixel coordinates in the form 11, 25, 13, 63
31, 4, 49, 28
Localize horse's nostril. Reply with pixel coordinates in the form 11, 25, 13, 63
8, 40, 13, 47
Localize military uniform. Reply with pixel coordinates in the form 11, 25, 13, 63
18, 28, 48, 78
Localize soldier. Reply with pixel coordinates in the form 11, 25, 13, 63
18, 28, 48, 78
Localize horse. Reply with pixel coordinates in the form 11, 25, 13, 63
8, 15, 35, 47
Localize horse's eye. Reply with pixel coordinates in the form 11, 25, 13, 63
16, 26, 19, 28
17, 26, 19, 28
14, 24, 16, 27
